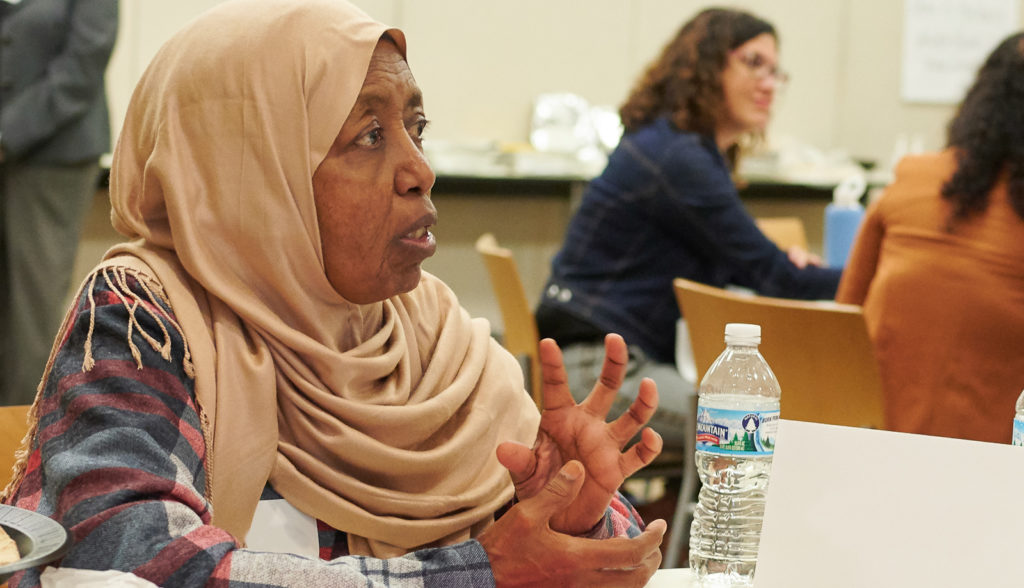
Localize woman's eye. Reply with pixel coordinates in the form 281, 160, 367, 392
356, 125, 383, 147
409, 118, 430, 147
413, 119, 430, 139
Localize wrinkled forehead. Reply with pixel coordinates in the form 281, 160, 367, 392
350, 39, 421, 110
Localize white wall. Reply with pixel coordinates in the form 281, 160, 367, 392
106, 0, 1024, 167
397, 0, 849, 160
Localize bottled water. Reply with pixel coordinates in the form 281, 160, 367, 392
689, 323, 781, 587
1013, 389, 1024, 446
823, 174, 866, 268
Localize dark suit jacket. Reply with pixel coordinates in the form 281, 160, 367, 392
0, 0, 118, 164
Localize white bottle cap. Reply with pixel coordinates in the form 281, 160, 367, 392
725, 322, 761, 344
833, 173, 867, 207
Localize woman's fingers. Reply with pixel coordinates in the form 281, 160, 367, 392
607, 377, 659, 448
556, 519, 667, 586
583, 334, 630, 417
787, 245, 822, 268
479, 462, 667, 588
538, 338, 576, 411
495, 440, 536, 485
620, 427, 664, 476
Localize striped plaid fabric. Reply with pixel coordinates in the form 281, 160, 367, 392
4, 273, 644, 587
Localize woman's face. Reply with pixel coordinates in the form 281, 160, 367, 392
718, 32, 781, 145
313, 39, 437, 304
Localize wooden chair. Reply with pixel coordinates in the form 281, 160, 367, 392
0, 405, 31, 489
666, 278, 884, 567
756, 216, 809, 251
474, 233, 543, 406
673, 277, 885, 429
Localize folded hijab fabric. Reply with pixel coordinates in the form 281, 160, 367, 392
36, 0, 539, 557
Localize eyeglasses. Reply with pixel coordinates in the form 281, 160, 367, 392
733, 51, 790, 86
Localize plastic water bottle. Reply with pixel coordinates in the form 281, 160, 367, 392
1013, 389, 1024, 446
823, 174, 866, 268
689, 323, 781, 587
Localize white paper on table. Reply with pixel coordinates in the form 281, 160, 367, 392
40, 567, 158, 587
244, 498, 319, 558
756, 419, 1024, 588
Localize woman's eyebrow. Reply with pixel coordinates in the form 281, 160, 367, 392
351, 87, 424, 117
406, 89, 423, 110
352, 92, 388, 115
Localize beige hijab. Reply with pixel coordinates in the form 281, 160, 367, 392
79, 0, 537, 556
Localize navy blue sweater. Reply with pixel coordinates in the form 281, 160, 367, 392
539, 117, 841, 363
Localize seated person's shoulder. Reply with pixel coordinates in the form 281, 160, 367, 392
892, 149, 956, 181
78, 263, 174, 320
623, 119, 725, 178
629, 118, 711, 155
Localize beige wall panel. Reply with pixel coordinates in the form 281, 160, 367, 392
749, 1, 844, 155
108, 0, 1024, 166
397, 0, 633, 144
836, 0, 951, 163
836, 0, 1024, 164
349, 0, 398, 22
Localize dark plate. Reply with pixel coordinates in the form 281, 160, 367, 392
0, 505, 71, 583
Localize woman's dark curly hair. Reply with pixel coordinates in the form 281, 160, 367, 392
942, 32, 1024, 225
618, 8, 775, 167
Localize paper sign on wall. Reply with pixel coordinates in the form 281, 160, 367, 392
901, 0, 1019, 104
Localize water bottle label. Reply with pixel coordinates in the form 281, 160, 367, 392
695, 405, 779, 456
1013, 417, 1024, 446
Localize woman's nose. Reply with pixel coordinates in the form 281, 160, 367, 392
395, 136, 436, 196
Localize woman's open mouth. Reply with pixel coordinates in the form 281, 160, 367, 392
405, 226, 429, 240
397, 213, 438, 259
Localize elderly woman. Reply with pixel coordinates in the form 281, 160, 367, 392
0, 1, 667, 586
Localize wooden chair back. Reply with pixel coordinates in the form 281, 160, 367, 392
756, 216, 809, 251
475, 233, 542, 406
0, 405, 30, 488
673, 278, 885, 429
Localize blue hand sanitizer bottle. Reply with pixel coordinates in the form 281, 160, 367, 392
824, 174, 867, 269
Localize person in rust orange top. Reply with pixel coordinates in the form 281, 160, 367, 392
836, 32, 1024, 443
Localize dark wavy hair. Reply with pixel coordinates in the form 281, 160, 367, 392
942, 32, 1024, 225
618, 8, 775, 167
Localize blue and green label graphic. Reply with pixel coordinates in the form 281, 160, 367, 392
696, 405, 779, 456
1013, 417, 1024, 447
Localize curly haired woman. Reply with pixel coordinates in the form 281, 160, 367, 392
537, 8, 841, 451
836, 32, 1024, 443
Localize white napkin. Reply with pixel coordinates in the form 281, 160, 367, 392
40, 567, 158, 587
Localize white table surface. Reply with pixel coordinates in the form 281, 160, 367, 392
646, 568, 694, 587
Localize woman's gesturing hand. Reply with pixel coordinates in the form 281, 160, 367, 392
786, 245, 823, 268
478, 460, 665, 587
496, 333, 664, 535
